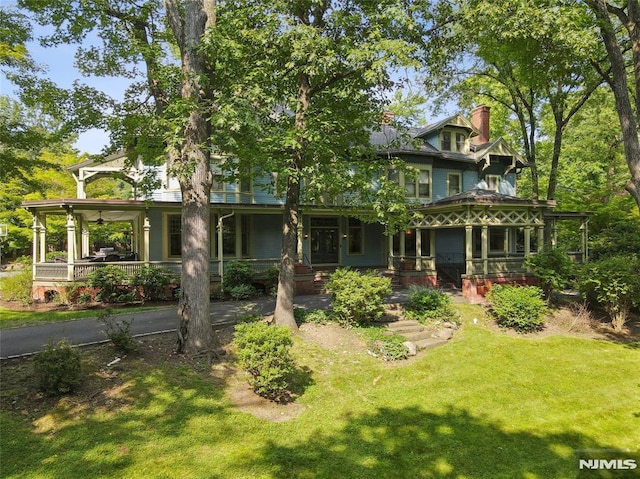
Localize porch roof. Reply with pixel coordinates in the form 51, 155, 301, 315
424, 188, 556, 208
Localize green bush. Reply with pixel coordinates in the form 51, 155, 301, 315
0, 268, 33, 305
228, 284, 258, 301
487, 285, 548, 333
33, 340, 82, 396
131, 266, 176, 302
524, 247, 575, 298
362, 328, 409, 361
578, 255, 640, 331
98, 309, 138, 354
405, 285, 458, 323
88, 265, 129, 303
234, 321, 295, 400
326, 268, 391, 327
223, 261, 254, 290
296, 309, 332, 325
262, 266, 280, 296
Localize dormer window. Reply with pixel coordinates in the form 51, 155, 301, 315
456, 133, 466, 152
442, 131, 451, 151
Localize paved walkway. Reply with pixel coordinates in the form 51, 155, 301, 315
1, 290, 420, 359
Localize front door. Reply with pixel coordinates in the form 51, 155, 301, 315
311, 217, 339, 264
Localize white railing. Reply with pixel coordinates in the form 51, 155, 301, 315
34, 258, 281, 282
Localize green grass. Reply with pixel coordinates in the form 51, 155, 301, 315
2, 304, 639, 478
0, 305, 175, 329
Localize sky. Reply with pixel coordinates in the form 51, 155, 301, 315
7, 20, 454, 157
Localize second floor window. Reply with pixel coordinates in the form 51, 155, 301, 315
486, 175, 500, 191
448, 173, 461, 196
456, 133, 466, 152
442, 131, 451, 151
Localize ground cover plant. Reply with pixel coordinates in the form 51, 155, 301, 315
1, 302, 638, 478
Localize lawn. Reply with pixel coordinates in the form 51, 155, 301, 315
0, 304, 175, 329
1, 303, 639, 478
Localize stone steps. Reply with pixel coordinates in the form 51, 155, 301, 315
383, 318, 454, 355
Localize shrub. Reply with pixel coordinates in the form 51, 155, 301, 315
578, 255, 640, 331
362, 328, 409, 361
66, 281, 92, 304
33, 339, 82, 395
262, 266, 280, 296
98, 309, 138, 353
0, 268, 33, 305
296, 309, 332, 325
405, 286, 459, 323
326, 268, 391, 327
234, 321, 294, 400
487, 285, 547, 333
88, 265, 129, 302
131, 266, 176, 302
223, 261, 254, 290
228, 284, 258, 301
524, 247, 575, 298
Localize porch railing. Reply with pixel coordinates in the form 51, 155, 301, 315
34, 258, 281, 282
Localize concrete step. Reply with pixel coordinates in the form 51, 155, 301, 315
385, 323, 425, 334
385, 319, 421, 328
413, 338, 448, 351
398, 330, 439, 342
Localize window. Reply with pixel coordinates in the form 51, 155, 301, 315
418, 170, 430, 197
486, 175, 500, 191
388, 169, 400, 184
214, 215, 250, 257
456, 133, 466, 152
168, 214, 181, 257
442, 131, 451, 151
448, 173, 461, 196
347, 218, 363, 254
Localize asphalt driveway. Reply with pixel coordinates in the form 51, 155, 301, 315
2, 292, 413, 359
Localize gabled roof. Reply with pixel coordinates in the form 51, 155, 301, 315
67, 151, 130, 172
470, 138, 527, 168
412, 113, 480, 139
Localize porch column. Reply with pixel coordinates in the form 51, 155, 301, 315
81, 218, 90, 258
388, 234, 394, 270
415, 228, 422, 271
551, 217, 558, 248
66, 211, 75, 281
537, 226, 545, 252
143, 213, 150, 265
523, 226, 531, 258
429, 229, 436, 271
38, 215, 46, 262
465, 225, 473, 275
297, 214, 304, 263
481, 225, 488, 275
580, 219, 589, 262
32, 214, 39, 278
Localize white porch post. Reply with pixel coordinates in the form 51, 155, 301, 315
66, 211, 75, 281
551, 217, 558, 248
524, 225, 531, 258
415, 228, 422, 271
537, 226, 545, 252
481, 225, 488, 275
81, 218, 90, 258
465, 225, 473, 275
32, 214, 39, 278
38, 215, 46, 262
387, 234, 394, 270
297, 213, 304, 263
143, 213, 151, 265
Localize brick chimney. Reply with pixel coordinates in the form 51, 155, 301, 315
471, 105, 491, 145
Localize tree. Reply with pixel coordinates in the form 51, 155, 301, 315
585, 0, 640, 212
214, 0, 442, 329
436, 0, 605, 205
16, 0, 217, 355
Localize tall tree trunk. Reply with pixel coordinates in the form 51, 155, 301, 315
274, 175, 301, 329
589, 0, 640, 212
165, 0, 216, 355
274, 72, 311, 330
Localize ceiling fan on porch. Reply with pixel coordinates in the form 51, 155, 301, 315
95, 211, 104, 226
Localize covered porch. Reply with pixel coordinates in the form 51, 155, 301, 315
387, 189, 558, 300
